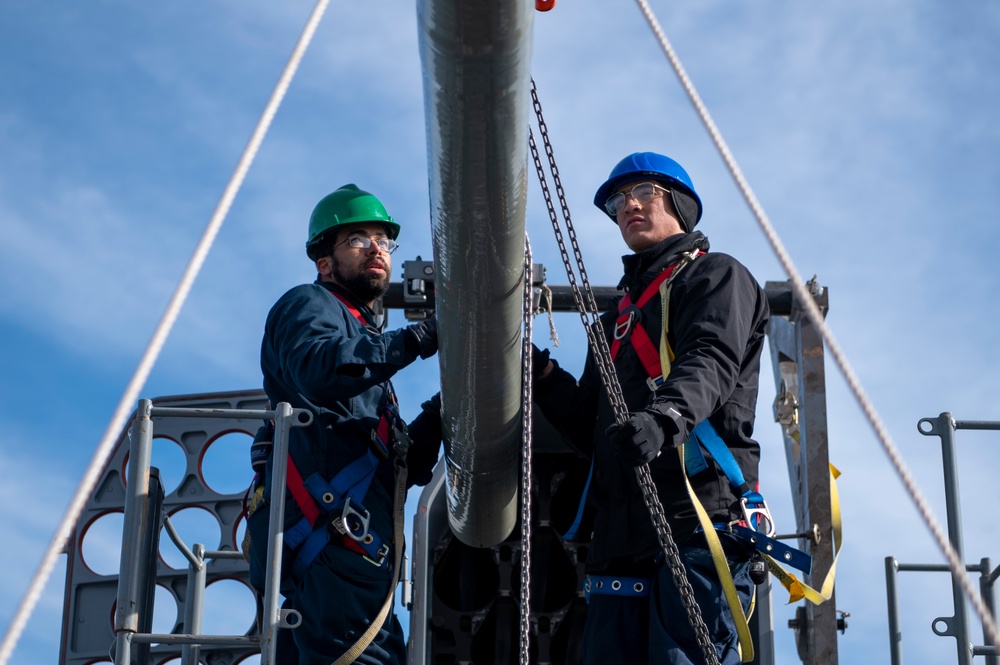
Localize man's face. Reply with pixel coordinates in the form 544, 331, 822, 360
317, 222, 393, 305
612, 180, 686, 253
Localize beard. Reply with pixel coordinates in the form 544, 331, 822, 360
332, 255, 390, 304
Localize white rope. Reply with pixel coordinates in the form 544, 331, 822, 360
632, 0, 999, 646
0, 2, 331, 662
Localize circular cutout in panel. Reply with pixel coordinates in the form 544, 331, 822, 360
159, 507, 221, 570
202, 578, 257, 637
81, 511, 124, 576
152, 583, 179, 636
202, 430, 254, 495
122, 436, 188, 497
236, 654, 262, 665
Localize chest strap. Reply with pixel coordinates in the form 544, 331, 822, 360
609, 250, 702, 388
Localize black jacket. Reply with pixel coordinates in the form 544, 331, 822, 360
534, 232, 769, 571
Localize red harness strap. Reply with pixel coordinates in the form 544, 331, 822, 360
328, 289, 369, 326
610, 252, 703, 385
286, 455, 321, 525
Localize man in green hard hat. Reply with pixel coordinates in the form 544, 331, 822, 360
247, 184, 441, 665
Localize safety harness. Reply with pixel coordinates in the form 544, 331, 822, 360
246, 288, 411, 664
584, 249, 820, 663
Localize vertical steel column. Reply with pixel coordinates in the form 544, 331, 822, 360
981, 558, 999, 665
885, 557, 903, 665
114, 398, 155, 665
918, 413, 971, 665
766, 281, 839, 664
260, 402, 295, 664
181, 543, 206, 665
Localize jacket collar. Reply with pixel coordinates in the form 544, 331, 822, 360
316, 279, 379, 327
618, 231, 710, 293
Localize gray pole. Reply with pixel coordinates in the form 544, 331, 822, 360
260, 402, 295, 664
919, 413, 971, 665
885, 557, 903, 665
114, 399, 155, 665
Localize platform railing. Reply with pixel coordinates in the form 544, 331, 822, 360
884, 414, 999, 665
112, 399, 311, 665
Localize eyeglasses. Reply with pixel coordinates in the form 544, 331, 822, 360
335, 235, 399, 255
604, 182, 670, 216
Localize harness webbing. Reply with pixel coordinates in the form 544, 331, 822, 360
610, 251, 702, 369
279, 286, 399, 576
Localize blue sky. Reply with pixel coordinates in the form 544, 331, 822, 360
2, 1, 999, 664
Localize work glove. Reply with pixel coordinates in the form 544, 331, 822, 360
406, 393, 443, 487
530, 343, 551, 381
406, 316, 438, 359
606, 410, 673, 466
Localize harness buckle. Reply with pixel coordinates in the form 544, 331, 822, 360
740, 495, 777, 539
646, 374, 665, 391
613, 305, 640, 341
329, 497, 371, 543
364, 542, 390, 567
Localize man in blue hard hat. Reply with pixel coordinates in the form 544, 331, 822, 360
532, 152, 769, 664
246, 184, 442, 665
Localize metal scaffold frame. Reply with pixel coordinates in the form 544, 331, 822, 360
885, 415, 1000, 665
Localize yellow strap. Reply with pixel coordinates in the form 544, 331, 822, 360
679, 445, 755, 663
659, 281, 675, 376
765, 464, 842, 605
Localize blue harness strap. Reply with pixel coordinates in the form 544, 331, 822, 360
584, 575, 651, 603
285, 450, 388, 580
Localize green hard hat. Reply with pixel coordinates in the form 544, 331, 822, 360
306, 184, 400, 255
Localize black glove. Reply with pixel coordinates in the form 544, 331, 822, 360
406, 316, 438, 359
530, 343, 551, 381
406, 393, 443, 487
606, 411, 671, 466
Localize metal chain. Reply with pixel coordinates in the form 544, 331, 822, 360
529, 79, 720, 665
519, 236, 535, 665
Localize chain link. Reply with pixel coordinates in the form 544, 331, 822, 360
529, 78, 720, 665
519, 236, 535, 665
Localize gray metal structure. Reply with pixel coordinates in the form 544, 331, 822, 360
885, 414, 1000, 665
765, 278, 842, 664
57, 391, 312, 665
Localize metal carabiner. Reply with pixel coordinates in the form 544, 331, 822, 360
331, 497, 371, 543
740, 496, 777, 539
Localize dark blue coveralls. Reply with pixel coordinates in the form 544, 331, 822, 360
247, 280, 440, 665
534, 231, 769, 665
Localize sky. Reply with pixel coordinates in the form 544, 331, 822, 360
1, 1, 999, 664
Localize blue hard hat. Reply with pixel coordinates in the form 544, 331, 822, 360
593, 152, 703, 230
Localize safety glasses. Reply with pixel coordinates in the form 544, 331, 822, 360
605, 182, 670, 216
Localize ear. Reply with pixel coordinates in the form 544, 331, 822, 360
316, 255, 333, 277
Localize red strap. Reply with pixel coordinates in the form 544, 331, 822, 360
629, 322, 664, 383
610, 259, 685, 362
328, 289, 368, 327
286, 455, 321, 526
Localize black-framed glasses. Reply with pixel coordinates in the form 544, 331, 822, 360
335, 235, 399, 255
604, 182, 670, 216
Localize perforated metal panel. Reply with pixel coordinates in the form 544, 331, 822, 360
59, 390, 268, 665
